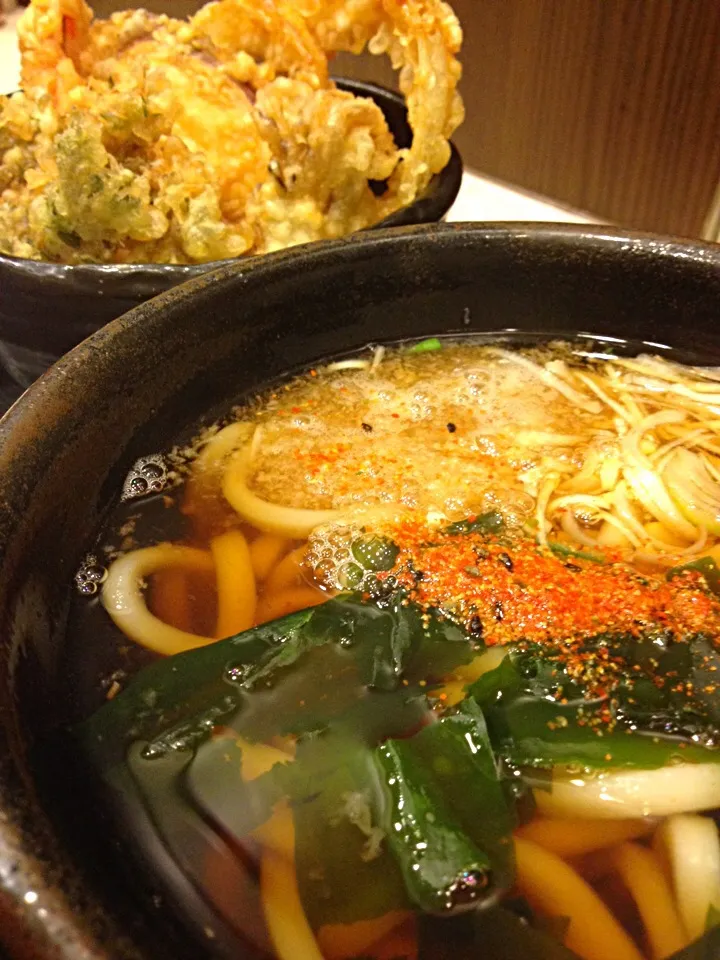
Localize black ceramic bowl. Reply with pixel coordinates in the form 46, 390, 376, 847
1, 222, 720, 960
0, 78, 463, 410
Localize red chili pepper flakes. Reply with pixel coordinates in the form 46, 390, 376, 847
377, 515, 720, 653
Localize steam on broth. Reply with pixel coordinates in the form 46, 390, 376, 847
71, 339, 720, 960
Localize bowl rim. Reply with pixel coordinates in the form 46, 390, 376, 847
3, 221, 720, 960
0, 78, 462, 283
4, 218, 720, 430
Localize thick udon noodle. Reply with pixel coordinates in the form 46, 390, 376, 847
97, 342, 720, 960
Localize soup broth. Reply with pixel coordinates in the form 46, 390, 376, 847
66, 339, 720, 960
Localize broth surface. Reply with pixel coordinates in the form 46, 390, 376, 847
65, 338, 720, 960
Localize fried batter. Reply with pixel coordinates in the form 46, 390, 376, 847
0, 0, 463, 264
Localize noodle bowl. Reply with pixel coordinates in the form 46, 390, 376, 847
5, 224, 720, 960
72, 338, 720, 960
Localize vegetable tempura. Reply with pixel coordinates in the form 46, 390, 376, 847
0, 0, 463, 264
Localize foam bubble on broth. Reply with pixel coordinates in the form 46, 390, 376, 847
122, 454, 169, 501
241, 343, 602, 519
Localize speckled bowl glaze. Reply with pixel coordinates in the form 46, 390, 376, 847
1, 223, 720, 960
0, 78, 463, 409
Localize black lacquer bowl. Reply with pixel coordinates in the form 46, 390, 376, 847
1, 223, 720, 960
0, 78, 463, 410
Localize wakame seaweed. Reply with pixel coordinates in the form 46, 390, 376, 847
418, 906, 580, 960
80, 594, 474, 761
79, 605, 317, 758
378, 732, 497, 914
444, 511, 505, 536
75, 541, 720, 936
664, 925, 720, 960
469, 639, 720, 770
668, 556, 720, 596
376, 702, 514, 914
378, 703, 515, 912
77, 593, 500, 921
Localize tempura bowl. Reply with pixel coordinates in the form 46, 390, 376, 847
0, 78, 463, 409
1, 223, 720, 960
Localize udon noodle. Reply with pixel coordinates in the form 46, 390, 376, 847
78, 340, 720, 960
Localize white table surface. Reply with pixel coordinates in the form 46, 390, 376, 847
0, 5, 598, 225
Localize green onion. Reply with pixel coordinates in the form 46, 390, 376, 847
409, 338, 443, 353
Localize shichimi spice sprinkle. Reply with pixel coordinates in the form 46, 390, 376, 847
371, 515, 720, 647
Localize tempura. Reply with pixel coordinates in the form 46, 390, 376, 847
0, 0, 463, 264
